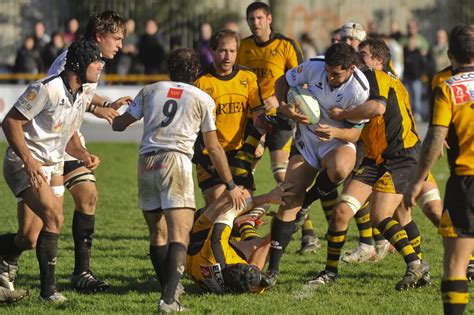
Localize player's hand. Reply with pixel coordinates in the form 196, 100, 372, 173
328, 107, 346, 121
314, 124, 337, 142
280, 101, 310, 125
24, 157, 47, 188
83, 154, 101, 171
263, 96, 279, 111
439, 140, 450, 158
110, 96, 133, 110
403, 180, 423, 209
266, 183, 295, 206
225, 186, 246, 210
94, 107, 119, 124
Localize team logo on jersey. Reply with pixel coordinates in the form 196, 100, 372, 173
26, 89, 37, 101
336, 93, 343, 103
205, 87, 214, 95
315, 82, 323, 90
167, 88, 184, 99
271, 50, 277, 56
59, 99, 65, 106
297, 66, 303, 73
240, 80, 248, 86
451, 84, 471, 104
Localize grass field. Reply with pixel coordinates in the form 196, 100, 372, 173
0, 141, 472, 314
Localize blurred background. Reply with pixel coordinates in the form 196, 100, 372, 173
0, 0, 472, 127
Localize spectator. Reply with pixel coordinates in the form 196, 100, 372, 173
41, 31, 66, 71
382, 34, 404, 78
224, 20, 240, 36
390, 20, 402, 42
33, 21, 51, 51
194, 22, 213, 69
403, 35, 426, 121
299, 32, 318, 61
14, 35, 42, 81
64, 18, 80, 46
366, 20, 379, 38
432, 28, 450, 72
138, 19, 166, 74
114, 18, 139, 75
400, 18, 429, 54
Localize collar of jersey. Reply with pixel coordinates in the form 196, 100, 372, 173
453, 66, 474, 75
209, 65, 240, 81
253, 31, 278, 47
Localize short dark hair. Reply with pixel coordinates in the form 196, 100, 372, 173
85, 10, 126, 41
325, 43, 358, 69
358, 38, 392, 71
209, 29, 240, 51
448, 24, 474, 64
246, 2, 271, 19
168, 48, 201, 84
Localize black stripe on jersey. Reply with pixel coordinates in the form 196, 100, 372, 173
353, 71, 368, 91
446, 123, 461, 173
42, 74, 60, 85
309, 57, 325, 62
187, 228, 210, 255
287, 38, 304, 64
363, 70, 382, 102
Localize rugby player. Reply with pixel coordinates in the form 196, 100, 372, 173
404, 24, 474, 314
311, 38, 430, 290
112, 48, 246, 313
0, 39, 102, 302
263, 43, 370, 286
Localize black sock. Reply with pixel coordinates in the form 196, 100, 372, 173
161, 242, 187, 304
150, 244, 168, 289
36, 231, 59, 297
404, 220, 422, 259
268, 218, 295, 272
72, 211, 95, 274
302, 170, 339, 208
0, 233, 23, 265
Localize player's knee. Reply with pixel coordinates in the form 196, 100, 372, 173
336, 194, 361, 216
329, 165, 351, 184
417, 188, 441, 210
332, 202, 355, 224
75, 188, 98, 213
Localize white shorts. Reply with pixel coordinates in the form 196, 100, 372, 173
3, 147, 64, 197
138, 151, 195, 211
294, 135, 356, 170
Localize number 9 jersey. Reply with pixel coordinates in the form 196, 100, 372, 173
126, 81, 217, 158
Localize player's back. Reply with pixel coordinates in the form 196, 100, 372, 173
135, 81, 216, 157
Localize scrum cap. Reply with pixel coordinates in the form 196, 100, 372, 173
65, 39, 102, 81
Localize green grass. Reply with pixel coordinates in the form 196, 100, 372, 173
0, 141, 472, 314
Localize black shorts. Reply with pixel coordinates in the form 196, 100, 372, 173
63, 160, 85, 176
352, 155, 417, 194
265, 128, 292, 152
195, 150, 255, 191
439, 175, 474, 238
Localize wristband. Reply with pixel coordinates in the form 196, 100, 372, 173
224, 180, 236, 191
87, 104, 97, 113
102, 101, 111, 108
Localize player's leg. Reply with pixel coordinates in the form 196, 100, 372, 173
442, 238, 474, 314
143, 210, 168, 289
308, 178, 372, 285
64, 162, 108, 293
265, 154, 317, 285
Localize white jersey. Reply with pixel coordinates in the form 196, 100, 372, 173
127, 81, 216, 158
12, 75, 91, 164
48, 49, 97, 161
286, 58, 369, 145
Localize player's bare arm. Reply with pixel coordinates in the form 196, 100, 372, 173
111, 112, 138, 131
329, 99, 385, 121
314, 124, 362, 143
2, 107, 47, 187
65, 131, 100, 170
404, 125, 448, 208
202, 130, 246, 209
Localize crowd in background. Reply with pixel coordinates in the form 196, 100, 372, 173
10, 16, 450, 121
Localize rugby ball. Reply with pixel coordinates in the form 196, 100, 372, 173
286, 86, 320, 124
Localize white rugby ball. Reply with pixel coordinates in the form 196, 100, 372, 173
287, 86, 320, 124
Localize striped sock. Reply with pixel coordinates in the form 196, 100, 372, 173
355, 203, 372, 246
378, 217, 419, 265
441, 278, 468, 315
325, 229, 347, 274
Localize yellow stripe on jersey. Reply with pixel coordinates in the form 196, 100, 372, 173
195, 66, 262, 152
237, 32, 303, 115
431, 68, 474, 175
361, 69, 419, 163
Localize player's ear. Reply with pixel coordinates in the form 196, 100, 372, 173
267, 13, 272, 24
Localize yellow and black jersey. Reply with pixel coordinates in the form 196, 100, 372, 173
195, 65, 262, 152
431, 67, 474, 175
237, 32, 303, 115
431, 66, 453, 91
361, 69, 420, 163
186, 216, 247, 293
